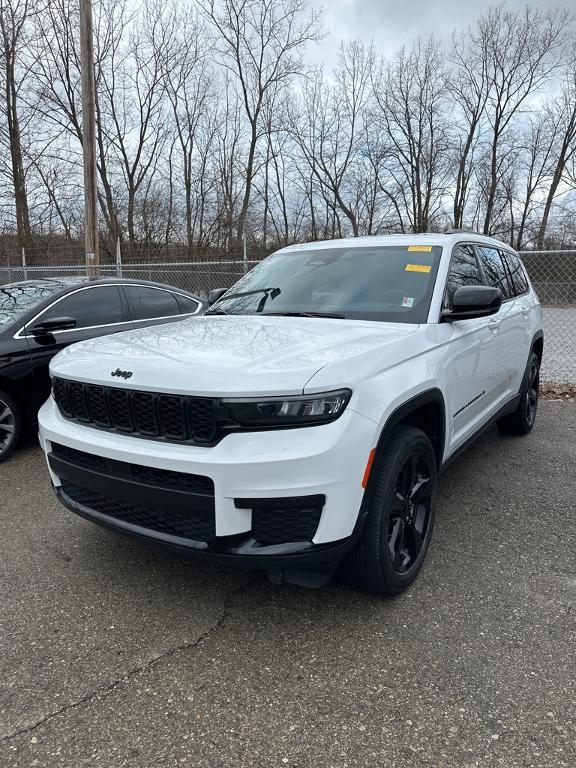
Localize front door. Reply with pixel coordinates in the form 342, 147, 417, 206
437, 244, 510, 454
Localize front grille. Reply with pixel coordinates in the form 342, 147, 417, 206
51, 442, 214, 496
252, 504, 323, 545
53, 378, 220, 445
61, 481, 216, 542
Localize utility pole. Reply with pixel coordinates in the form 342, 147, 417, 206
79, 0, 99, 275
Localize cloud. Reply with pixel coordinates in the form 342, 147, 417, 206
309, 0, 564, 66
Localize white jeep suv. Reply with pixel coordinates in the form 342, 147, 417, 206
38, 234, 543, 595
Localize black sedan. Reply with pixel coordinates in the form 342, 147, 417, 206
0, 277, 204, 462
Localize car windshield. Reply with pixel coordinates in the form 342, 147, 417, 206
211, 245, 442, 323
0, 283, 64, 328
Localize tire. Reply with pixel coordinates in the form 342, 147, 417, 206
344, 426, 437, 596
497, 351, 540, 436
0, 389, 21, 464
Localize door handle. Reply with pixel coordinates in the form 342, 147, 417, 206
520, 304, 530, 318
488, 319, 501, 333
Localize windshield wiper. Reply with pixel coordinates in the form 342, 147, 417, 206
217, 287, 281, 302
260, 311, 346, 319
210, 286, 282, 314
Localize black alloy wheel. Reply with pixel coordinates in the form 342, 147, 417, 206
388, 451, 434, 573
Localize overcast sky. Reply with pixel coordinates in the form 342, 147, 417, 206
311, 0, 565, 65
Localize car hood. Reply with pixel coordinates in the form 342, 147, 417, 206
49, 314, 421, 396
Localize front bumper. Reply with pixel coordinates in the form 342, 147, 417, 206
54, 483, 364, 581
39, 396, 378, 572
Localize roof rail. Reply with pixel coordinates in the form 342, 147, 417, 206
444, 228, 487, 235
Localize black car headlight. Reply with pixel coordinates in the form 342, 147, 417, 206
223, 389, 352, 427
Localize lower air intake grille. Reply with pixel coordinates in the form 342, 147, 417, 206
51, 442, 214, 496
252, 504, 324, 545
61, 481, 216, 542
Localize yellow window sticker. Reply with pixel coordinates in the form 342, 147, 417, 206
405, 263, 432, 273
407, 245, 433, 252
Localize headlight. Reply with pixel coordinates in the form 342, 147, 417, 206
223, 389, 352, 427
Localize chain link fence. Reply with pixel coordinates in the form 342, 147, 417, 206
1, 245, 575, 385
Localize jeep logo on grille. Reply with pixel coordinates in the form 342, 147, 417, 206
111, 368, 133, 380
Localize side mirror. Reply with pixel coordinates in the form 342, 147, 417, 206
441, 286, 502, 322
208, 288, 227, 306
29, 316, 77, 336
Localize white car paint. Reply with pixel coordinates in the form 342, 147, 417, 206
38, 233, 543, 552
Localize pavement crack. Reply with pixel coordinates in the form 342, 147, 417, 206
0, 575, 259, 743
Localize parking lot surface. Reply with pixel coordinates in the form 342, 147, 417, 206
1, 402, 575, 768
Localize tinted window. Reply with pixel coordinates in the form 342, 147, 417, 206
502, 251, 529, 296
40, 286, 125, 328
0, 283, 64, 328
124, 286, 181, 320
444, 245, 484, 309
212, 246, 442, 324
477, 247, 513, 299
175, 294, 200, 314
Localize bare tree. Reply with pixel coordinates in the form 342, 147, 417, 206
291, 41, 375, 237
474, 5, 568, 234
372, 37, 451, 233
164, 6, 213, 250
0, 0, 36, 246
449, 29, 490, 229
537, 48, 576, 247
513, 112, 557, 249
197, 0, 320, 244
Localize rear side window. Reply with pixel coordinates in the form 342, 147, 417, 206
501, 251, 529, 296
124, 286, 181, 320
444, 244, 484, 309
175, 294, 200, 314
39, 286, 125, 329
477, 247, 513, 300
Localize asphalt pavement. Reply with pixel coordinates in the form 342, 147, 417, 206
1, 402, 575, 768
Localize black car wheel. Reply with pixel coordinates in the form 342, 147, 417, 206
344, 425, 437, 596
0, 390, 21, 463
497, 351, 540, 435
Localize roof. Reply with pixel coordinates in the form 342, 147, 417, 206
1, 277, 202, 299
275, 232, 514, 253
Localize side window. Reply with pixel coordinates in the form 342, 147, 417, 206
175, 294, 200, 314
502, 251, 529, 296
444, 244, 484, 309
477, 247, 513, 300
124, 286, 181, 321
40, 286, 125, 329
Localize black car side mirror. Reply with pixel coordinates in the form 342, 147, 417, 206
441, 286, 502, 322
208, 288, 228, 306
29, 316, 78, 336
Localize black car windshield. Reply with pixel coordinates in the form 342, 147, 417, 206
0, 283, 64, 328
212, 245, 442, 323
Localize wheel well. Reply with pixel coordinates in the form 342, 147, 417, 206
375, 391, 446, 469
532, 335, 543, 363
395, 402, 444, 466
